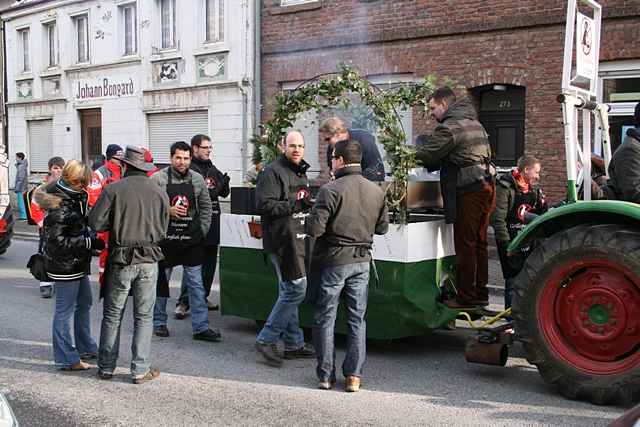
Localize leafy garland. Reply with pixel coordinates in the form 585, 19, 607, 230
255, 64, 438, 222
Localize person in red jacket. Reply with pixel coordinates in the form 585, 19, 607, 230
87, 144, 123, 291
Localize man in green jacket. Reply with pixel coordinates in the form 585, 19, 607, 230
415, 87, 496, 310
490, 155, 547, 310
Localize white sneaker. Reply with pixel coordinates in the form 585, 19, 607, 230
173, 303, 188, 319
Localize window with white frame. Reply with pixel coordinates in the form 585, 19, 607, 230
73, 14, 90, 63
205, 0, 223, 43
44, 21, 58, 68
280, 0, 317, 5
120, 3, 137, 56
17, 28, 30, 73
160, 0, 176, 49
598, 61, 640, 153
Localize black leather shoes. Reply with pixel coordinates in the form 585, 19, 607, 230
193, 329, 222, 342
154, 326, 170, 337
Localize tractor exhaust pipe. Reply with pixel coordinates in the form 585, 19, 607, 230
465, 336, 509, 366
464, 325, 514, 367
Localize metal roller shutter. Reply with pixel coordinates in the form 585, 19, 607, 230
28, 120, 53, 172
147, 110, 209, 164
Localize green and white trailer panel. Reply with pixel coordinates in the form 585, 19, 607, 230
219, 213, 458, 339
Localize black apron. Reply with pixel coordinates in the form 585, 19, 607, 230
160, 169, 203, 268
499, 189, 539, 278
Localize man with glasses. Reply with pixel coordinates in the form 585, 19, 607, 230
308, 139, 389, 392
173, 134, 230, 319
319, 117, 385, 182
255, 130, 315, 367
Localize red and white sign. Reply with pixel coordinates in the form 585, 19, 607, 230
576, 11, 596, 81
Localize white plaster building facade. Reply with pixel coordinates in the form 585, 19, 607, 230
3, 0, 256, 185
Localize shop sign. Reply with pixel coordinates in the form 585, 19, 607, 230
74, 76, 135, 101
575, 11, 596, 81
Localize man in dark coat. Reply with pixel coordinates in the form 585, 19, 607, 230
14, 152, 28, 220
308, 139, 389, 392
415, 87, 496, 310
89, 146, 170, 384
173, 134, 230, 318
320, 117, 385, 182
255, 130, 315, 367
601, 102, 640, 204
490, 155, 547, 310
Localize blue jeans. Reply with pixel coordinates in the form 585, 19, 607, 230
256, 255, 306, 351
153, 265, 209, 334
98, 263, 158, 378
15, 191, 26, 219
313, 262, 369, 381
504, 277, 514, 310
52, 276, 97, 368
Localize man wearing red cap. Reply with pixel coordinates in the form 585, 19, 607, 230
88, 144, 124, 292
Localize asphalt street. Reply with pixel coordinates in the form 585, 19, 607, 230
0, 239, 626, 426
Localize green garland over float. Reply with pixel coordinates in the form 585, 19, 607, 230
253, 64, 439, 222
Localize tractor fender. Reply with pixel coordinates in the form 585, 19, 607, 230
507, 200, 640, 254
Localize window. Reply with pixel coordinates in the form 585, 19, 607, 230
120, 4, 137, 56
74, 15, 89, 63
160, 0, 176, 49
280, 0, 317, 5
44, 21, 58, 68
28, 120, 54, 173
205, 0, 223, 43
17, 28, 30, 73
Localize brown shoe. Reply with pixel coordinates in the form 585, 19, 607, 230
132, 367, 160, 384
469, 299, 489, 307
443, 299, 475, 311
61, 361, 91, 371
345, 376, 361, 393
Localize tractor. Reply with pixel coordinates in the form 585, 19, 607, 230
506, 0, 639, 405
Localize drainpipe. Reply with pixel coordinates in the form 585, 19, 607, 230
239, 82, 248, 180
253, 0, 261, 131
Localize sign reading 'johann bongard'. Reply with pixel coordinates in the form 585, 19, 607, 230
74, 76, 136, 100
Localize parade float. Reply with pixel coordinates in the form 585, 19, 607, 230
219, 64, 461, 339
219, 0, 639, 405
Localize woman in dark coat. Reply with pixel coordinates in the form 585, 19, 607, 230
35, 160, 104, 370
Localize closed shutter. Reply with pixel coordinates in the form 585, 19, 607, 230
147, 110, 209, 164
28, 119, 53, 172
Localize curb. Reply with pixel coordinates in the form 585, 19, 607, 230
13, 232, 40, 242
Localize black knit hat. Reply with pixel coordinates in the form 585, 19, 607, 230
105, 144, 123, 160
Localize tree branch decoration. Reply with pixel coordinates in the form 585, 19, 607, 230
255, 64, 438, 223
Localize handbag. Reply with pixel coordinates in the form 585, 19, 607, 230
27, 253, 51, 282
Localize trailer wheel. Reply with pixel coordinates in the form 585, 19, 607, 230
513, 224, 640, 405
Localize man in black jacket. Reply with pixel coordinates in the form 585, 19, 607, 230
89, 146, 170, 384
255, 130, 315, 367
490, 156, 547, 310
320, 117, 385, 182
307, 139, 389, 392
601, 102, 640, 204
173, 134, 230, 319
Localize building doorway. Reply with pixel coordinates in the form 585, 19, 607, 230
473, 85, 526, 169
79, 108, 102, 165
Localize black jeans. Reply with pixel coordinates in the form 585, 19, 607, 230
178, 245, 218, 307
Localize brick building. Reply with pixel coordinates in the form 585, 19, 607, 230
260, 0, 640, 200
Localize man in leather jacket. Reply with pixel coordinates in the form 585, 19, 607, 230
415, 87, 496, 310
255, 130, 315, 367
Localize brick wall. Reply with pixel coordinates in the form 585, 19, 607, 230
261, 0, 640, 201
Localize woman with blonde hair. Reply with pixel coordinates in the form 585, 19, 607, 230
35, 160, 104, 370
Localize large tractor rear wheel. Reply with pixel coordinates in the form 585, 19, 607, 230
513, 224, 640, 405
